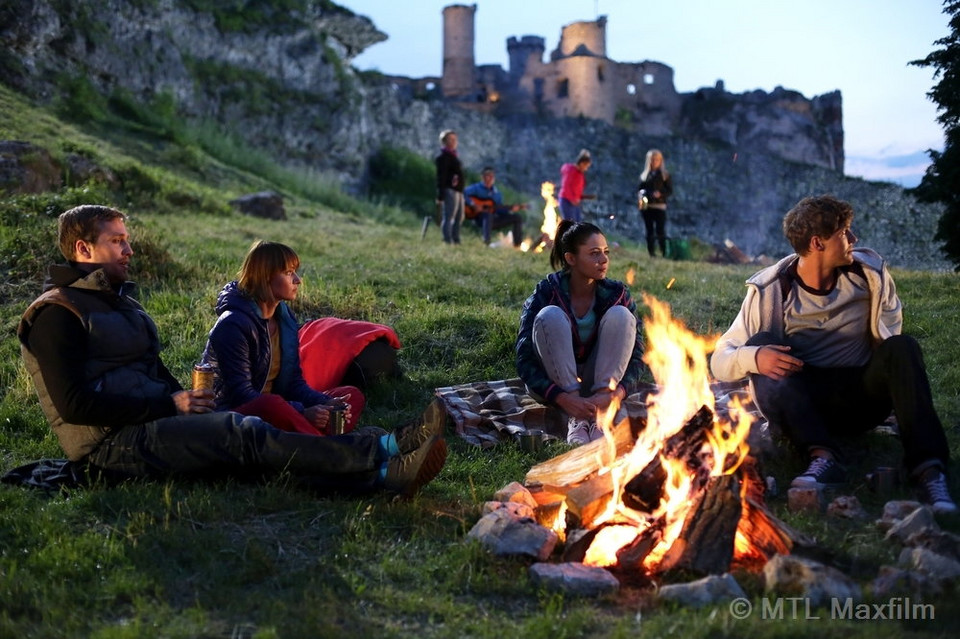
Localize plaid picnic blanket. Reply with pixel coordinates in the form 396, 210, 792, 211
435, 378, 761, 449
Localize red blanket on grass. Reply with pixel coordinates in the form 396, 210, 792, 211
298, 318, 402, 391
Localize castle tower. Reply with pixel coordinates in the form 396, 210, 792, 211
552, 16, 607, 60
507, 35, 545, 80
442, 4, 476, 99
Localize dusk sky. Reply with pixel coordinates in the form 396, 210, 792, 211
344, 0, 950, 187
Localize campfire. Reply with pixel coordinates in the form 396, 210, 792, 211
522, 295, 807, 579
527, 181, 560, 253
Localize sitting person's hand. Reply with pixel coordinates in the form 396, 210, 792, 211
172, 389, 215, 415
327, 396, 352, 424
303, 405, 330, 430
755, 344, 804, 380
586, 385, 626, 416
555, 391, 598, 421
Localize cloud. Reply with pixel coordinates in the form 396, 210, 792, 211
845, 151, 932, 188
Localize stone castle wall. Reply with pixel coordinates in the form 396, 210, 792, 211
0, 0, 948, 270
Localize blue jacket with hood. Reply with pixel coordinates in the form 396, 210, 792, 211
202, 281, 331, 412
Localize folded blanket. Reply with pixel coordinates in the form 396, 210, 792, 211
435, 378, 760, 449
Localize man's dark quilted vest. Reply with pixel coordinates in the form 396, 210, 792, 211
19, 281, 168, 461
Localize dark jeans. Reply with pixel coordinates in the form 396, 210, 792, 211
478, 208, 524, 246
747, 332, 949, 473
86, 411, 381, 492
642, 208, 666, 256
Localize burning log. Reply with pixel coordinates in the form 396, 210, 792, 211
615, 521, 663, 572
622, 405, 713, 513
524, 418, 638, 491
658, 474, 743, 575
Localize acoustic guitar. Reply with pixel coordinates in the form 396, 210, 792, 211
464, 196, 529, 220
464, 196, 496, 220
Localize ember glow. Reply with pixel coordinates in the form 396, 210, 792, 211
581, 295, 754, 571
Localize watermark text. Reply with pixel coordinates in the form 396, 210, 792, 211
728, 597, 935, 621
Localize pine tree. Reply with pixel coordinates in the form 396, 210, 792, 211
910, 1, 960, 270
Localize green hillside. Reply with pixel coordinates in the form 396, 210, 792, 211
1, 83, 958, 638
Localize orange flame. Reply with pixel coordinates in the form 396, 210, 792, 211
535, 182, 559, 253
580, 295, 754, 572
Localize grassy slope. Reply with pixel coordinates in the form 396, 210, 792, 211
1, 84, 958, 638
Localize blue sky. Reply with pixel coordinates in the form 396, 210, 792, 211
344, 0, 950, 187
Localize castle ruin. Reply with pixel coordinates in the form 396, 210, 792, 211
438, 3, 843, 171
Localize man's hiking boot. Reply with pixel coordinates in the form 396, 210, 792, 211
790, 456, 846, 489
394, 400, 447, 454
917, 471, 958, 515
382, 434, 447, 498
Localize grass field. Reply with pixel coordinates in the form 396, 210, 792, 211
1, 84, 958, 638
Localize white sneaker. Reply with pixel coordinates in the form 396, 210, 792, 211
587, 422, 605, 442
918, 471, 958, 515
566, 418, 592, 445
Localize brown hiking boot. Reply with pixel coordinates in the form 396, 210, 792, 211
394, 399, 447, 454
382, 434, 447, 498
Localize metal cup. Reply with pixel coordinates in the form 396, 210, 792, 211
327, 407, 346, 436
867, 466, 898, 494
519, 429, 544, 453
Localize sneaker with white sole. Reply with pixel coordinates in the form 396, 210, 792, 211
567, 418, 591, 445
587, 422, 605, 442
790, 456, 846, 488
918, 471, 958, 515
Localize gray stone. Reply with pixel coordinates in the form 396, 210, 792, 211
787, 486, 824, 513
467, 509, 558, 561
493, 481, 538, 510
876, 500, 924, 531
870, 566, 943, 599
64, 154, 121, 189
229, 191, 285, 220
0, 140, 61, 194
885, 506, 938, 544
826, 495, 867, 519
763, 555, 862, 607
903, 528, 960, 562
528, 562, 619, 596
481, 500, 535, 520
657, 573, 747, 608
897, 547, 960, 581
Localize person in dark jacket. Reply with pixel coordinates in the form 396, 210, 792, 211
18, 205, 445, 497
516, 220, 646, 445
201, 241, 363, 436
435, 129, 465, 245
636, 149, 673, 257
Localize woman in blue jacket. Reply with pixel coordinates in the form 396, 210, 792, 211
516, 220, 646, 444
202, 241, 362, 436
